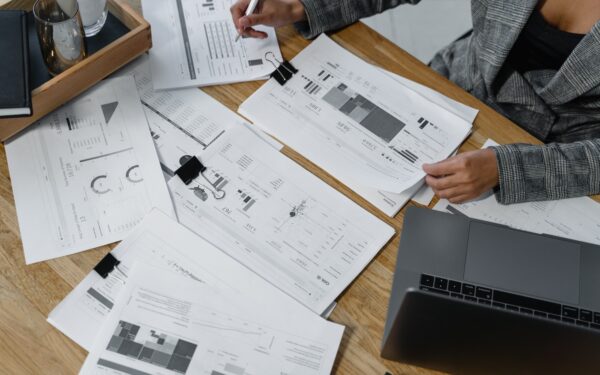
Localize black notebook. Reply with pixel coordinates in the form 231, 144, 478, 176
0, 10, 31, 118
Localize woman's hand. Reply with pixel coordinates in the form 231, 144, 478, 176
230, 0, 307, 39
423, 148, 500, 203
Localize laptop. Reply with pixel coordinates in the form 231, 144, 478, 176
382, 207, 600, 374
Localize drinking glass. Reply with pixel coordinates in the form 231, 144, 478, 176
33, 0, 86, 76
78, 0, 108, 37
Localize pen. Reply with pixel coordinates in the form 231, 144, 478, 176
235, 0, 260, 42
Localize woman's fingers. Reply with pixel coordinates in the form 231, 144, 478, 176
240, 27, 268, 38
230, 0, 251, 30
425, 174, 461, 191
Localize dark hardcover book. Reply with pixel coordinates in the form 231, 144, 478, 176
0, 10, 32, 118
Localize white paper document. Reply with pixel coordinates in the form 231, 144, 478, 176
239, 35, 472, 211
5, 77, 173, 264
434, 140, 600, 245
356, 70, 478, 214
380, 68, 479, 124
112, 55, 281, 183
142, 0, 283, 89
411, 181, 436, 206
79, 262, 343, 375
169, 125, 395, 314
48, 211, 345, 367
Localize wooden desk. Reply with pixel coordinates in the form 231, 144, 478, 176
0, 1, 563, 374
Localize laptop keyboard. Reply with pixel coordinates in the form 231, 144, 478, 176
419, 273, 600, 330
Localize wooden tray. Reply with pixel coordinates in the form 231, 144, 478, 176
0, 0, 151, 141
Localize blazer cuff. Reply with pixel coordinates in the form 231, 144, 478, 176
492, 144, 539, 205
295, 0, 347, 39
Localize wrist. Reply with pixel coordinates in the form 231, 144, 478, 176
291, 0, 307, 23
483, 148, 500, 187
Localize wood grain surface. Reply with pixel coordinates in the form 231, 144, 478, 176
1, 0, 596, 374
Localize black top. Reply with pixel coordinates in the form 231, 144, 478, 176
506, 8, 585, 72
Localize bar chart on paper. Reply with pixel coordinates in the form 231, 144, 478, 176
170, 126, 394, 313
201, 0, 215, 11
102, 320, 197, 374
142, 0, 282, 89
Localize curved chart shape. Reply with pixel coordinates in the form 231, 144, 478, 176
91, 175, 111, 194
126, 165, 144, 183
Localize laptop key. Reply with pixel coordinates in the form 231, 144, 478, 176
595, 312, 600, 324
492, 302, 505, 308
520, 308, 533, 315
548, 314, 561, 321
580, 309, 592, 322
562, 317, 575, 324
465, 296, 477, 302
450, 292, 463, 299
476, 287, 492, 300
591, 323, 600, 330
434, 277, 448, 290
420, 286, 449, 296
562, 306, 579, 319
462, 283, 475, 296
478, 299, 491, 305
576, 320, 590, 328
449, 280, 461, 293
506, 305, 519, 312
420, 274, 434, 287
534, 311, 547, 318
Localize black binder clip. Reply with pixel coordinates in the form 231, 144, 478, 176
94, 253, 123, 279
266, 52, 298, 85
175, 155, 226, 200
175, 155, 206, 185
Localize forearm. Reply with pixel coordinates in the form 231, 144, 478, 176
492, 139, 600, 204
295, 0, 420, 38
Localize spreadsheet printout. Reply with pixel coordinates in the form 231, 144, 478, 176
79, 262, 343, 375
112, 55, 282, 181
169, 124, 395, 314
5, 77, 174, 264
49, 211, 343, 375
142, 0, 283, 89
240, 35, 472, 202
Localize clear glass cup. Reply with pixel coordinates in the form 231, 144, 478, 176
33, 0, 87, 76
77, 0, 108, 37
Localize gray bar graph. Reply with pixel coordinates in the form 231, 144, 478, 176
176, 0, 197, 80
97, 358, 152, 375
87, 288, 113, 309
224, 363, 245, 375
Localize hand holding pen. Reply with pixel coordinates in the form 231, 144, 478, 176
230, 0, 307, 40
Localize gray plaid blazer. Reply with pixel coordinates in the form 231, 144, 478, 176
296, 0, 600, 204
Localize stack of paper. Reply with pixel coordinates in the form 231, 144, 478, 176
51, 211, 344, 374
112, 56, 396, 316
142, 0, 283, 89
239, 35, 474, 216
380, 68, 477, 208
0, 27, 487, 374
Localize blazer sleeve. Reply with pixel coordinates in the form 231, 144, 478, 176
295, 0, 420, 39
491, 140, 600, 204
